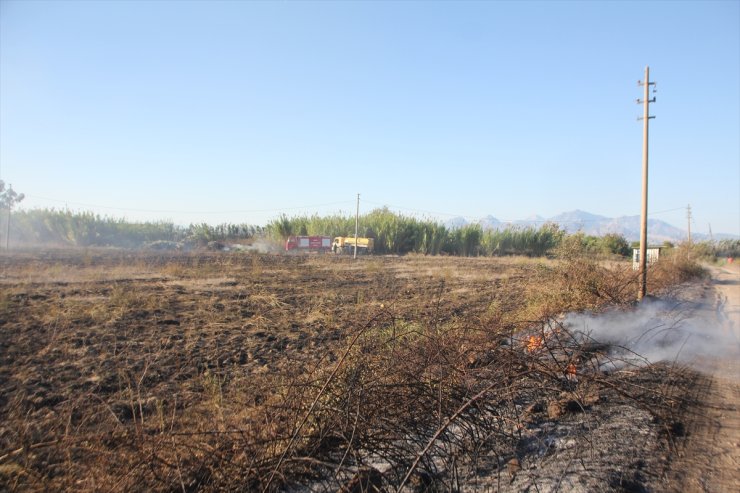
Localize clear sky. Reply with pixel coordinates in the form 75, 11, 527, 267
1, 0, 738, 234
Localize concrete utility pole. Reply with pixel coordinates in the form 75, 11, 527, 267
686, 204, 692, 245
687, 204, 692, 260
354, 193, 360, 259
637, 66, 656, 301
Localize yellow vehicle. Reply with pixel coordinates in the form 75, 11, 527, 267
332, 236, 374, 255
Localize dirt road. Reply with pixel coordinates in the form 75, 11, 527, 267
666, 263, 740, 492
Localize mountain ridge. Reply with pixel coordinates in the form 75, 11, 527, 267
444, 210, 736, 243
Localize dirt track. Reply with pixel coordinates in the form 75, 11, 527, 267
665, 263, 740, 492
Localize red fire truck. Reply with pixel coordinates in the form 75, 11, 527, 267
284, 236, 332, 252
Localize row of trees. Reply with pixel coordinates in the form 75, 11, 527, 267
5, 209, 262, 248
265, 208, 632, 257
9, 206, 734, 259
682, 238, 740, 260
4, 206, 629, 257
713, 239, 740, 258
0, 180, 25, 249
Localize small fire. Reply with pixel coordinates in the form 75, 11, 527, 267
527, 335, 544, 352
566, 362, 577, 382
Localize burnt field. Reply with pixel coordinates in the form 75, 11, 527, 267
0, 250, 705, 492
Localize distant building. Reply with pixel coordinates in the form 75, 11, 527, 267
632, 247, 662, 270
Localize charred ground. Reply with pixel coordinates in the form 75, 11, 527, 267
0, 250, 708, 491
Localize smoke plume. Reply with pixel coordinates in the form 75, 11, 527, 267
563, 295, 739, 372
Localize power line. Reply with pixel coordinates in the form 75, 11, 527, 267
364, 199, 683, 224
362, 200, 477, 221
649, 206, 684, 215
23, 195, 354, 215
22, 194, 688, 227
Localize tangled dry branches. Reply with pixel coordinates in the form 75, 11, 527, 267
0, 252, 705, 492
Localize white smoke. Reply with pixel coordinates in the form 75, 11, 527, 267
562, 296, 739, 372
230, 239, 280, 254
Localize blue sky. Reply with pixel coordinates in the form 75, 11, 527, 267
1, 0, 738, 234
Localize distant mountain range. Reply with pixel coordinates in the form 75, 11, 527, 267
445, 209, 737, 243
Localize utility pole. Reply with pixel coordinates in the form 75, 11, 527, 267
354, 193, 360, 259
637, 66, 656, 301
686, 204, 692, 245
686, 204, 692, 260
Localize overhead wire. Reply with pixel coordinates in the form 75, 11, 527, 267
22, 193, 689, 227
23, 194, 354, 215
363, 199, 687, 224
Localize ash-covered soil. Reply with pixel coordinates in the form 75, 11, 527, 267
473, 365, 700, 493
0, 250, 715, 492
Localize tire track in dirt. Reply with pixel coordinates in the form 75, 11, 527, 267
665, 264, 740, 492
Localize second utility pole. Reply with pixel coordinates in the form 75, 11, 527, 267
354, 193, 360, 259
637, 66, 656, 301
686, 204, 692, 245
687, 204, 692, 260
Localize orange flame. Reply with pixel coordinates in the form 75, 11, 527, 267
527, 335, 543, 352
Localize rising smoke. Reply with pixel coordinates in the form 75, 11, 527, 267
563, 295, 738, 372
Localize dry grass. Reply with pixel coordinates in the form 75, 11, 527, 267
0, 250, 703, 491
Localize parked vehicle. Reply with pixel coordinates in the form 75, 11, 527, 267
332, 236, 374, 254
285, 236, 332, 252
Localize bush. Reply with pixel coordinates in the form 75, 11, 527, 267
599, 233, 631, 257
713, 239, 740, 259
